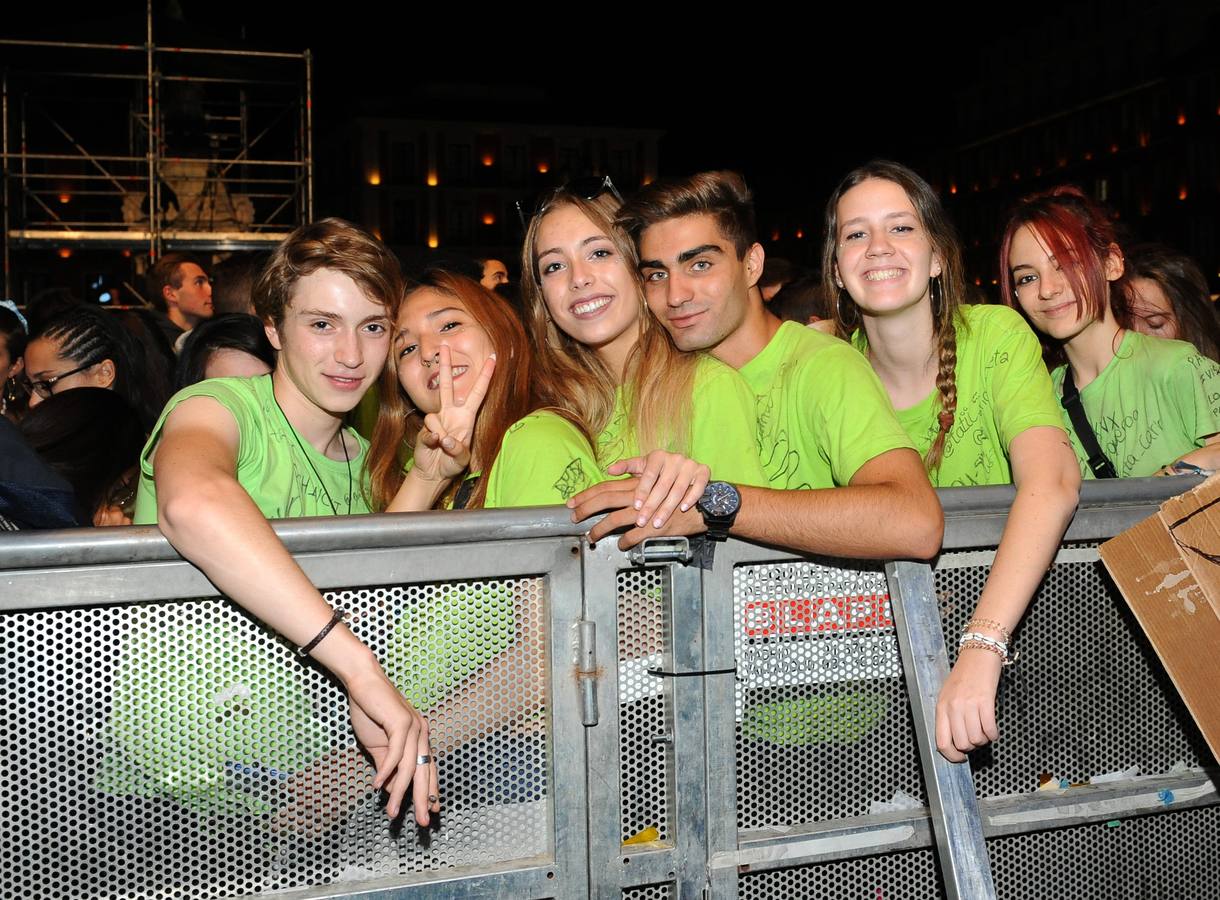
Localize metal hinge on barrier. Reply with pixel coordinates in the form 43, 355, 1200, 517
574, 619, 599, 727
628, 536, 693, 566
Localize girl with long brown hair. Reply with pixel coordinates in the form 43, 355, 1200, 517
823, 160, 1080, 762
366, 268, 602, 512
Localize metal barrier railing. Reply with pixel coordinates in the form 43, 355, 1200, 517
1, 479, 1216, 899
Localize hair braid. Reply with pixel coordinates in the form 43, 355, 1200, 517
926, 317, 958, 473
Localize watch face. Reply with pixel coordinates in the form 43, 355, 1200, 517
700, 481, 740, 517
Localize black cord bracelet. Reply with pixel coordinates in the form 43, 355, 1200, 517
298, 608, 348, 657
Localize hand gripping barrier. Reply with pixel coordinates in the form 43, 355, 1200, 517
1, 478, 1217, 899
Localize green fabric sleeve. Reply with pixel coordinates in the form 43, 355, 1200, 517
690, 356, 769, 487
133, 379, 259, 525
484, 412, 609, 508
809, 341, 917, 485
1169, 350, 1220, 444
980, 305, 1067, 448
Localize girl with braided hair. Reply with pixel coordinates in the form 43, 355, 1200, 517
822, 160, 1080, 762
24, 303, 170, 433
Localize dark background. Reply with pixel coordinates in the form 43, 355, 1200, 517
5, 0, 1218, 294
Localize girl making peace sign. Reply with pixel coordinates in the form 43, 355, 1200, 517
366, 268, 604, 513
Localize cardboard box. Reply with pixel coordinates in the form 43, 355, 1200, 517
1100, 474, 1220, 762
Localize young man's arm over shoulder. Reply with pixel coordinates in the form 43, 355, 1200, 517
573, 446, 943, 560
733, 447, 943, 559
151, 395, 438, 824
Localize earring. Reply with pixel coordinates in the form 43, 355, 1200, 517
836, 289, 858, 329
929, 275, 943, 319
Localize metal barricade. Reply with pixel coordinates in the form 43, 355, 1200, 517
1, 479, 1217, 899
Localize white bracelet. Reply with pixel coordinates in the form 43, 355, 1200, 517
959, 631, 1009, 657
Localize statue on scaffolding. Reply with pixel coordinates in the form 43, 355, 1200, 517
123, 80, 255, 233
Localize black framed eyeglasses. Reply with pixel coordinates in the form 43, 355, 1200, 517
515, 175, 625, 229
22, 360, 99, 399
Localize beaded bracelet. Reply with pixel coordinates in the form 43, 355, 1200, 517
958, 631, 1016, 666
965, 617, 1012, 644
298, 608, 348, 657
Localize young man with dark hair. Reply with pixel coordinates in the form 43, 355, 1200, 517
571, 171, 943, 560
129, 218, 439, 825
147, 251, 214, 346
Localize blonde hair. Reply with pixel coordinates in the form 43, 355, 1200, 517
521, 189, 697, 457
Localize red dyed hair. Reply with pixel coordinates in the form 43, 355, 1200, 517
999, 186, 1132, 329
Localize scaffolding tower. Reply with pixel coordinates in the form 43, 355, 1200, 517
1, 8, 312, 302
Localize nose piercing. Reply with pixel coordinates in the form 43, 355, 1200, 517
421, 355, 437, 369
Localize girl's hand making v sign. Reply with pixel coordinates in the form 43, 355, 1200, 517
410, 345, 496, 483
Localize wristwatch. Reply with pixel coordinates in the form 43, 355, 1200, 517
696, 481, 741, 542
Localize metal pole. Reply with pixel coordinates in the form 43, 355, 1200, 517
3, 71, 9, 299
0, 38, 147, 53
885, 560, 996, 900
304, 49, 313, 222
0, 38, 306, 61
19, 93, 28, 228
147, 0, 158, 261
34, 109, 129, 195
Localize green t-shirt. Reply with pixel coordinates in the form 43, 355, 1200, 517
486, 411, 606, 508
1051, 330, 1220, 478
740, 322, 916, 490
596, 355, 768, 487
390, 412, 602, 712
853, 304, 1066, 487
113, 374, 370, 815
133, 374, 371, 524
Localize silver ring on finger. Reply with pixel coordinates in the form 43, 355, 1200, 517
416, 754, 432, 765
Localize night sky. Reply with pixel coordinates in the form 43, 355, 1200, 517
3, 2, 1071, 181
6, 0, 1218, 277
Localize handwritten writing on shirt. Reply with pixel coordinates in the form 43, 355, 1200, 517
755, 362, 808, 491
1189, 354, 1220, 421
553, 458, 590, 500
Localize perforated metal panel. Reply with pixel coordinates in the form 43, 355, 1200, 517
987, 807, 1220, 900
622, 882, 676, 899
616, 567, 673, 844
733, 560, 924, 828
935, 547, 1208, 798
738, 848, 942, 899
2, 576, 551, 899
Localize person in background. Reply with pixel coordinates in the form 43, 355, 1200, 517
0, 301, 29, 421
769, 273, 829, 325
1001, 187, 1220, 478
24, 304, 168, 433
0, 416, 79, 530
20, 388, 144, 526
146, 252, 214, 348
823, 160, 1079, 762
209, 252, 267, 317
478, 257, 510, 290
174, 313, 276, 391
758, 256, 804, 302
1124, 242, 1220, 362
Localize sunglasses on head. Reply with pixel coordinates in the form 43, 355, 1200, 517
515, 175, 624, 229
